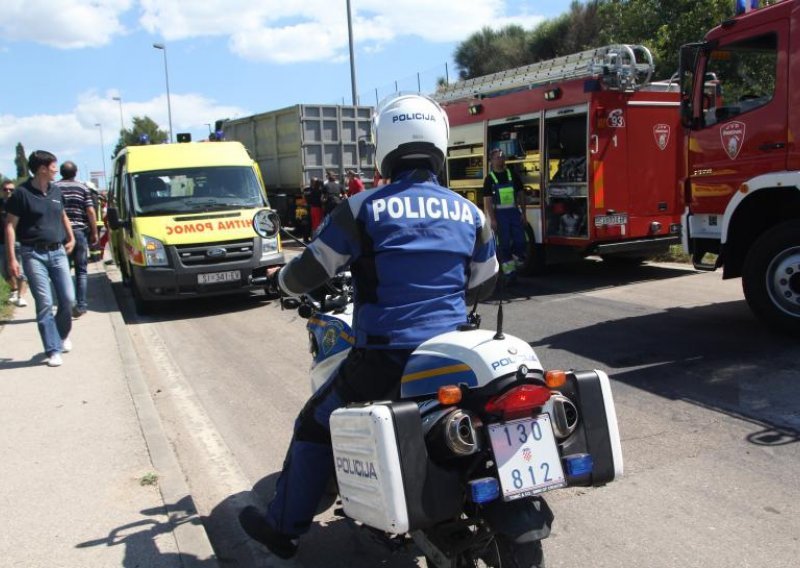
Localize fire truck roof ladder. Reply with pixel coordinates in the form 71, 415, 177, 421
435, 44, 655, 103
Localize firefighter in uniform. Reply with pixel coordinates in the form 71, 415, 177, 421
239, 94, 499, 560
482, 148, 527, 282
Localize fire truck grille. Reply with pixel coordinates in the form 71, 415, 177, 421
174, 239, 255, 267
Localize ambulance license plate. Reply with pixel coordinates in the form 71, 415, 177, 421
594, 214, 628, 226
198, 270, 241, 285
488, 414, 566, 501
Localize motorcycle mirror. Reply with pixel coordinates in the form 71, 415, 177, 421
253, 209, 280, 239
297, 302, 314, 319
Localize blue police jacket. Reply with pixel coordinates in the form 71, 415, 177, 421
278, 169, 498, 349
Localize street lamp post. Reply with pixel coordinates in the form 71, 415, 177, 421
95, 123, 108, 189
152, 42, 174, 143
346, 0, 358, 106
112, 96, 124, 132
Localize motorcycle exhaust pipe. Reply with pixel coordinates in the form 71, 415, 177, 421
550, 393, 579, 439
443, 410, 481, 456
425, 409, 482, 459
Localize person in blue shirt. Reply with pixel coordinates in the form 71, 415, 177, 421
239, 94, 499, 560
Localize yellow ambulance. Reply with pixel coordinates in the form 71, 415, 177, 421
106, 140, 285, 314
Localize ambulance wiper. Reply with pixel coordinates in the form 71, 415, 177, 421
184, 199, 242, 210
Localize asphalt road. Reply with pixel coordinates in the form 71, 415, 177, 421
110, 253, 800, 568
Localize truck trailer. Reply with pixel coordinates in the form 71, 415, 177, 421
222, 104, 376, 224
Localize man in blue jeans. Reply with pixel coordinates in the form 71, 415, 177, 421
56, 161, 98, 317
4, 150, 76, 367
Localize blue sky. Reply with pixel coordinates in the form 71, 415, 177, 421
0, 0, 574, 186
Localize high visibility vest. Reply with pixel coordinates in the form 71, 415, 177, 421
489, 169, 516, 209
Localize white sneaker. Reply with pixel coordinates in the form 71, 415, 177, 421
47, 353, 63, 367
62, 338, 73, 353
15, 295, 28, 307
8, 290, 19, 304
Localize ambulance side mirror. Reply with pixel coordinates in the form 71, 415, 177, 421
106, 207, 124, 230
253, 209, 280, 239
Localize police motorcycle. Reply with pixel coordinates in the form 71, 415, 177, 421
253, 208, 624, 568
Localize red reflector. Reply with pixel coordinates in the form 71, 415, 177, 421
485, 385, 551, 416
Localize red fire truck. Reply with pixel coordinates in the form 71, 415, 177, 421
436, 44, 683, 273
679, 0, 800, 332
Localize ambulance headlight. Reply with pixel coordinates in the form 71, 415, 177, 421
260, 236, 279, 259
142, 235, 168, 267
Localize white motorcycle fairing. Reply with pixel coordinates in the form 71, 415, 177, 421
401, 329, 543, 398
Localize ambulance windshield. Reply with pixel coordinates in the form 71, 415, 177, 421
131, 166, 266, 215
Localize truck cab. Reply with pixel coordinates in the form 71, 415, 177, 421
679, 0, 800, 332
107, 140, 285, 314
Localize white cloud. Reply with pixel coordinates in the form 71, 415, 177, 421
0, 1, 547, 61
0, 91, 248, 179
0, 0, 133, 49
140, 0, 547, 63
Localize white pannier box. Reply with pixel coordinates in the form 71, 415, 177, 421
330, 401, 462, 534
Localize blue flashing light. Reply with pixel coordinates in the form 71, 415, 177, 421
469, 477, 500, 504
735, 0, 759, 16
565, 453, 594, 477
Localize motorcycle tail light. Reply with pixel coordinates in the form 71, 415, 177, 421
485, 384, 551, 417
468, 477, 500, 504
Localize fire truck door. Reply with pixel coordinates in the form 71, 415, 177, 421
688, 25, 788, 216
591, 99, 630, 239
544, 105, 590, 239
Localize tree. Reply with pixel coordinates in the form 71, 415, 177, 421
112, 116, 169, 157
15, 142, 28, 179
454, 25, 530, 79
451, 0, 781, 82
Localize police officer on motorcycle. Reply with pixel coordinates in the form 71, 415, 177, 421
239, 93, 499, 561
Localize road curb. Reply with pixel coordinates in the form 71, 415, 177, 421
97, 262, 220, 566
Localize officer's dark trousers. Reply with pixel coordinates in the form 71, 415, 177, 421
496, 207, 527, 264
265, 347, 413, 537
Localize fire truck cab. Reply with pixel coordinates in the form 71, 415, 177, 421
438, 45, 683, 273
679, 0, 800, 332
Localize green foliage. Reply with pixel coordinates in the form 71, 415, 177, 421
454, 25, 530, 79
595, 0, 735, 80
452, 0, 781, 81
112, 116, 169, 157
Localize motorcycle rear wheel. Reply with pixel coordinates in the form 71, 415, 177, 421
425, 537, 544, 568
492, 536, 544, 568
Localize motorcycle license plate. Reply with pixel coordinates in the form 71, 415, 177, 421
197, 270, 241, 285
488, 414, 566, 500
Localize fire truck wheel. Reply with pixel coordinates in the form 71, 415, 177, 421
742, 219, 800, 334
520, 225, 546, 276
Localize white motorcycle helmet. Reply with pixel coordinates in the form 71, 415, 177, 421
372, 93, 449, 178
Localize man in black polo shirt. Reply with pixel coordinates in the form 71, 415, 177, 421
55, 161, 98, 318
4, 150, 76, 367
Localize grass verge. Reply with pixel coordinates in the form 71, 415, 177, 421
0, 278, 13, 321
